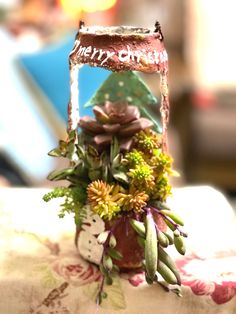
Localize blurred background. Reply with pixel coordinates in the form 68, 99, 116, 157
0, 0, 235, 200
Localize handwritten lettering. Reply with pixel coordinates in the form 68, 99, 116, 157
91, 47, 99, 59
101, 50, 115, 65
76, 44, 168, 66
84, 46, 92, 57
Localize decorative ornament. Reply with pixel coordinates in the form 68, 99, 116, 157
44, 21, 187, 304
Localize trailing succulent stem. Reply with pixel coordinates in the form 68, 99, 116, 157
96, 230, 122, 304
129, 205, 187, 295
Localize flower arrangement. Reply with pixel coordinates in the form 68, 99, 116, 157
43, 24, 187, 304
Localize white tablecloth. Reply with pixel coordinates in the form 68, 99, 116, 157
0, 187, 236, 314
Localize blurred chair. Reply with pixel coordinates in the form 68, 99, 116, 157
18, 34, 110, 121
0, 28, 58, 185
0, 29, 110, 185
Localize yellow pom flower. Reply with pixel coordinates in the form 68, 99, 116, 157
128, 163, 155, 191
123, 189, 149, 212
133, 128, 162, 155
87, 180, 125, 220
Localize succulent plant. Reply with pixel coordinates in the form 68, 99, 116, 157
79, 101, 153, 151
43, 68, 187, 303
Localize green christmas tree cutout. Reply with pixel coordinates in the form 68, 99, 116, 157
85, 71, 161, 133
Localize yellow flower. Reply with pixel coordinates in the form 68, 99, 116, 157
123, 189, 149, 212
128, 163, 155, 191
134, 128, 162, 155
87, 180, 112, 207
151, 175, 172, 202
87, 180, 125, 220
123, 149, 145, 167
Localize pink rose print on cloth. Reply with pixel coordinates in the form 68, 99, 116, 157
51, 255, 101, 286
176, 253, 236, 304
127, 272, 145, 287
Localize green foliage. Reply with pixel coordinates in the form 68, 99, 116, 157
123, 130, 175, 202
48, 130, 78, 161
43, 68, 187, 299
43, 185, 87, 227
134, 128, 161, 155
93, 203, 121, 221
43, 187, 69, 201
124, 150, 145, 167
47, 135, 129, 188
128, 163, 155, 191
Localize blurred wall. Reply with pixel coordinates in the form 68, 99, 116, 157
186, 0, 236, 89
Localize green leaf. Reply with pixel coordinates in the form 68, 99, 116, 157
145, 211, 158, 280
76, 145, 86, 158
68, 129, 77, 141
47, 168, 74, 181
112, 170, 129, 184
174, 235, 186, 255
165, 219, 177, 232
111, 154, 122, 169
43, 187, 67, 202
102, 165, 109, 182
112, 264, 120, 273
161, 210, 184, 226
67, 141, 77, 160
110, 137, 120, 162
88, 145, 99, 157
105, 274, 113, 285
103, 255, 113, 272
97, 231, 110, 244
109, 234, 117, 248
137, 236, 146, 248
74, 162, 87, 177
107, 248, 123, 261
48, 147, 62, 157
88, 169, 101, 181
84, 71, 157, 108
99, 264, 108, 276
130, 219, 146, 238
74, 205, 87, 227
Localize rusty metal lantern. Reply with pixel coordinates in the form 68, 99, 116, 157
68, 23, 170, 153
68, 22, 171, 269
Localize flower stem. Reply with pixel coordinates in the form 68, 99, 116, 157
96, 275, 105, 306
145, 206, 187, 237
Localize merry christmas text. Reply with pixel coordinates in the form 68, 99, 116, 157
76, 42, 168, 66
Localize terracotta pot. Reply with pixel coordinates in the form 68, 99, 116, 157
75, 209, 167, 271
106, 215, 144, 270
107, 212, 167, 270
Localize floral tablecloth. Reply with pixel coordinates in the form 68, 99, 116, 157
0, 187, 236, 314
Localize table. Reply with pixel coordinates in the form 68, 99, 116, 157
0, 187, 236, 314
